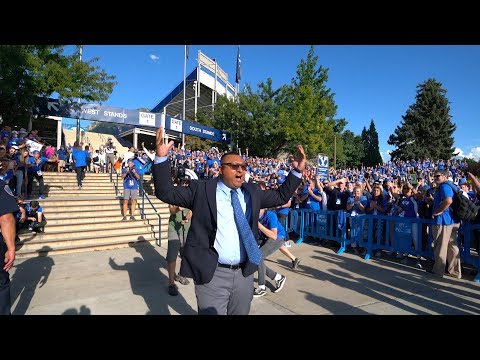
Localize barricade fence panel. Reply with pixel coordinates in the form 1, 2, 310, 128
287, 209, 479, 279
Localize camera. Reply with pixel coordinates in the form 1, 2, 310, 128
172, 162, 199, 185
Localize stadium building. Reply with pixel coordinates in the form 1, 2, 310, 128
119, 50, 237, 148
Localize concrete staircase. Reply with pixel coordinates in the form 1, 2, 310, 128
16, 172, 170, 258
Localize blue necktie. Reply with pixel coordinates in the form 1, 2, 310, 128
230, 189, 262, 265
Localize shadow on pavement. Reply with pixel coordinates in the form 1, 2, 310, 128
109, 239, 196, 315
11, 246, 55, 315
63, 305, 91, 315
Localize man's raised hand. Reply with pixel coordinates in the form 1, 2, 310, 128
291, 145, 306, 172
156, 126, 175, 157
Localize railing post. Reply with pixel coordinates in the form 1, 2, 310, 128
141, 192, 145, 220
157, 215, 161, 247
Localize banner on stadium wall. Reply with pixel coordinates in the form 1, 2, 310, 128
32, 97, 231, 143
317, 154, 329, 180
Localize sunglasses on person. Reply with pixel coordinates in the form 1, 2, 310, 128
434, 174, 443, 178
221, 162, 247, 171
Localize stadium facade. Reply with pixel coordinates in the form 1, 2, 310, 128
119, 50, 237, 148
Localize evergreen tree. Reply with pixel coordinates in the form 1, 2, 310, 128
361, 126, 369, 166
388, 78, 456, 161
368, 119, 383, 165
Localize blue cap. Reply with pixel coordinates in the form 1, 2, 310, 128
33, 150, 40, 154
458, 178, 467, 186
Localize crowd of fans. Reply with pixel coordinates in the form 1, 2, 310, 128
3, 124, 480, 258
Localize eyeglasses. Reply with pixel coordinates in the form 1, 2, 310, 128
434, 174, 442, 178
221, 162, 247, 171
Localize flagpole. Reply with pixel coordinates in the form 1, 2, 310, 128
182, 45, 187, 149
235, 45, 241, 150
76, 45, 83, 144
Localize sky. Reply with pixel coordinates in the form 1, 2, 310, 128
62, 45, 480, 161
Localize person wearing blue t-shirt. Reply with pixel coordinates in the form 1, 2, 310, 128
26, 150, 54, 199
24, 200, 46, 233
57, 145, 67, 172
430, 169, 461, 278
72, 144, 91, 190
121, 158, 140, 221
253, 208, 287, 298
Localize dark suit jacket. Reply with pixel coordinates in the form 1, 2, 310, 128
153, 161, 301, 284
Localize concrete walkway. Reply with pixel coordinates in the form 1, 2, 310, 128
9, 240, 480, 315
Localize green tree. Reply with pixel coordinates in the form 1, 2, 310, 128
0, 45, 116, 127
362, 119, 382, 166
195, 46, 344, 160
276, 46, 338, 159
388, 78, 456, 161
464, 158, 480, 177
196, 79, 286, 157
342, 130, 364, 168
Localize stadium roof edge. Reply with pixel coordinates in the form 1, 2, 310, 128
150, 68, 198, 113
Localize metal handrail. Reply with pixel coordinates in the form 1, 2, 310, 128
109, 169, 120, 197
141, 191, 162, 246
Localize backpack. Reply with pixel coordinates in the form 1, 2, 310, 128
445, 182, 478, 221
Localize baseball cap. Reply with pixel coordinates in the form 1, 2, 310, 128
459, 178, 467, 186
19, 128, 27, 133
33, 150, 40, 154
11, 145, 19, 150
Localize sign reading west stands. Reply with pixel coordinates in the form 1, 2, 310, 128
33, 97, 230, 143
317, 154, 329, 180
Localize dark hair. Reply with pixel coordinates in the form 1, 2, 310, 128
220, 151, 240, 162
30, 200, 40, 208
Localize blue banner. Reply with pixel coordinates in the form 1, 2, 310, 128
164, 116, 231, 143
33, 97, 230, 143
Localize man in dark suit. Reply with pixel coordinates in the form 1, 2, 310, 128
154, 126, 305, 315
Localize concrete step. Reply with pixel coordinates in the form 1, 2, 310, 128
38, 217, 167, 232
42, 173, 113, 178
40, 200, 169, 212
30, 184, 115, 189
16, 237, 159, 259
47, 210, 169, 224
39, 177, 113, 182
15, 230, 167, 258
30, 190, 116, 197
18, 223, 153, 241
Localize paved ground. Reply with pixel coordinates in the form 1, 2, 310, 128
9, 240, 480, 315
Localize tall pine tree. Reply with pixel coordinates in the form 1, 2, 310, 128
361, 120, 383, 167
388, 78, 456, 161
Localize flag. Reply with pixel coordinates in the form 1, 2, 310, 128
186, 45, 189, 60
235, 45, 241, 83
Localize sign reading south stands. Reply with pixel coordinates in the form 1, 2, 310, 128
33, 96, 230, 143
